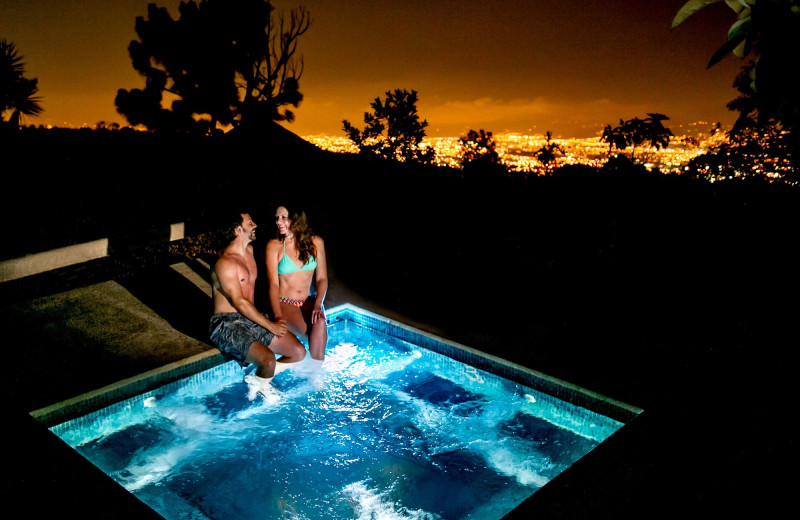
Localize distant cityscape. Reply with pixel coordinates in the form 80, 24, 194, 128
302, 122, 729, 176
29, 119, 793, 185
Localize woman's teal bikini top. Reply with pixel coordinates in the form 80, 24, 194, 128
277, 239, 317, 275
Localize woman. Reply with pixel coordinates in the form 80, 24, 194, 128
265, 205, 328, 360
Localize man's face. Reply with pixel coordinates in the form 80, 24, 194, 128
239, 213, 257, 241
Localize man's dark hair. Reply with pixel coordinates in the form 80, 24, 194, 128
227, 212, 248, 237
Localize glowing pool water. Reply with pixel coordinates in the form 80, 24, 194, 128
49, 304, 636, 520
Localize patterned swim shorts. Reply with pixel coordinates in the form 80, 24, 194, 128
209, 312, 275, 366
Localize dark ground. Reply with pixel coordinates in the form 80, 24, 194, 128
2, 126, 798, 518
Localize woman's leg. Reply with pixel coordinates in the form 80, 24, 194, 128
302, 297, 328, 361
268, 332, 306, 364
279, 297, 327, 360
280, 301, 309, 339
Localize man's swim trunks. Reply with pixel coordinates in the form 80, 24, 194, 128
209, 312, 275, 366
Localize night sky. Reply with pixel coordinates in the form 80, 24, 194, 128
2, 0, 746, 137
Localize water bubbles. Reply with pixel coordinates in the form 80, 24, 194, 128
342, 481, 441, 520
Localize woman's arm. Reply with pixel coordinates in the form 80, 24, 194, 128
265, 239, 284, 320
311, 236, 328, 324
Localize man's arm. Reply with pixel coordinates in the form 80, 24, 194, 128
216, 257, 287, 336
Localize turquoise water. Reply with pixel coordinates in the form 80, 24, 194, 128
50, 310, 624, 520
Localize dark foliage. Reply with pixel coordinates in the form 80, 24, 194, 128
0, 38, 43, 130
342, 88, 435, 164
600, 113, 673, 161
115, 0, 310, 134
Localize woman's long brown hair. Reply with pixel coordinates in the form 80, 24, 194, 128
280, 207, 316, 264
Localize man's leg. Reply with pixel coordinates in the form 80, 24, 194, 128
245, 330, 304, 378
245, 341, 278, 378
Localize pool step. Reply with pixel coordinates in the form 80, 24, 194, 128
170, 260, 212, 299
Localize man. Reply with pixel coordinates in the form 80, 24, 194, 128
209, 212, 306, 396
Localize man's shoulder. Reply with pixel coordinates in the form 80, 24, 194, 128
214, 249, 244, 270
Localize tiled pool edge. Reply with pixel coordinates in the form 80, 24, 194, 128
30, 349, 225, 428
327, 303, 642, 424
31, 303, 642, 428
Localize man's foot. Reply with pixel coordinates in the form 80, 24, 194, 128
244, 374, 281, 403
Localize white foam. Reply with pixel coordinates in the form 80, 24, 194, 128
477, 442, 551, 487
342, 480, 441, 520
59, 402, 158, 447
120, 438, 203, 491
244, 374, 282, 403
324, 342, 359, 372
402, 386, 554, 488
159, 403, 215, 432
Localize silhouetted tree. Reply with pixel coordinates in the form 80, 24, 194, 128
458, 128, 506, 180
460, 129, 501, 164
343, 89, 435, 164
534, 131, 565, 173
601, 123, 626, 155
600, 114, 673, 162
672, 0, 799, 168
640, 113, 674, 151
95, 121, 121, 131
1, 39, 43, 130
685, 123, 795, 183
115, 0, 310, 134
685, 66, 796, 183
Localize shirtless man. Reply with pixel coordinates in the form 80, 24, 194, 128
209, 212, 306, 390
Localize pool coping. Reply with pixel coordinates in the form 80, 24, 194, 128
30, 303, 642, 428
30, 350, 226, 428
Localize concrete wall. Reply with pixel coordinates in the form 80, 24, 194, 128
0, 222, 186, 283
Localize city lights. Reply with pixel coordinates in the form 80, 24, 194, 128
302, 126, 731, 176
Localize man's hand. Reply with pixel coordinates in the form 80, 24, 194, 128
266, 318, 288, 336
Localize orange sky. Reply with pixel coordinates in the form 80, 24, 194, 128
2, 0, 744, 138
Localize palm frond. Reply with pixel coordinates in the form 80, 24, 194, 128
671, 0, 724, 29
